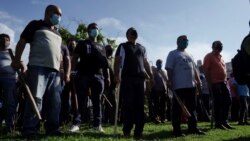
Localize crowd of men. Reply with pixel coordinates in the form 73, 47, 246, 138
1, 4, 250, 140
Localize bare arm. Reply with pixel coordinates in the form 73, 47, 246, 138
166, 68, 173, 90
144, 58, 153, 79
63, 55, 71, 82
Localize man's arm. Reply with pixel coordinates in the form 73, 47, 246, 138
114, 56, 121, 84
144, 58, 154, 85
63, 55, 71, 83
166, 68, 173, 90
11, 38, 26, 69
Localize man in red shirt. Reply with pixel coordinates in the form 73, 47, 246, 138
203, 41, 234, 130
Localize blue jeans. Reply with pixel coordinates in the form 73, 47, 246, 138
22, 66, 61, 136
73, 72, 104, 127
0, 78, 17, 130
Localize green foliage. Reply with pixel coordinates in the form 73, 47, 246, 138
58, 23, 118, 49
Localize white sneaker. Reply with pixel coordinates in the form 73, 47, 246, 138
93, 125, 105, 133
69, 125, 80, 132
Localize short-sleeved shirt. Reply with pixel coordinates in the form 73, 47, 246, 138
74, 39, 108, 75
233, 79, 249, 97
115, 42, 147, 78
203, 52, 227, 83
21, 20, 62, 71
152, 66, 167, 92
165, 49, 197, 90
60, 45, 70, 71
0, 50, 16, 79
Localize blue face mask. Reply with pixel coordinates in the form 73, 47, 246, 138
50, 14, 61, 25
89, 29, 99, 38
178, 40, 188, 49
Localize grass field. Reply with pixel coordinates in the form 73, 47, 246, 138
1, 121, 250, 141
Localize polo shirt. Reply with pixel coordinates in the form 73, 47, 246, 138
203, 52, 227, 83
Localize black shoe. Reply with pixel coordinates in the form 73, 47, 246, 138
123, 132, 131, 138
238, 122, 245, 125
22, 133, 39, 140
173, 131, 185, 137
223, 123, 235, 129
134, 134, 142, 140
245, 122, 250, 125
46, 130, 62, 136
215, 124, 227, 130
188, 129, 205, 135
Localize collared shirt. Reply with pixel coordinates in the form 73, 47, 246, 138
203, 51, 227, 83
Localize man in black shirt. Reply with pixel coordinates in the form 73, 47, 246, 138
69, 23, 110, 133
114, 27, 154, 139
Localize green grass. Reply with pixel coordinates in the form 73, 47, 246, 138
1, 121, 250, 141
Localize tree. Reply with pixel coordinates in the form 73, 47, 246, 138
59, 23, 118, 49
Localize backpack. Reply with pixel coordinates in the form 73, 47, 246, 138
232, 34, 250, 85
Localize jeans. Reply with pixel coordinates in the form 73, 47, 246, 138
22, 66, 61, 136
0, 78, 17, 130
72, 72, 104, 127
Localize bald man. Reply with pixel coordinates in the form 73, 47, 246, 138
12, 4, 63, 138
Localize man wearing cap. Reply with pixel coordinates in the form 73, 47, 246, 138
114, 27, 154, 139
203, 41, 233, 130
165, 35, 204, 137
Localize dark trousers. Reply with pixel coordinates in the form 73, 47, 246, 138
201, 94, 210, 115
120, 77, 145, 136
73, 73, 104, 127
231, 97, 240, 121
211, 82, 232, 126
60, 80, 78, 125
239, 96, 249, 123
172, 88, 197, 132
150, 89, 167, 121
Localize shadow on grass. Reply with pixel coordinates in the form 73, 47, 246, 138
223, 136, 250, 141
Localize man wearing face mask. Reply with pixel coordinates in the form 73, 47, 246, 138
114, 27, 154, 139
0, 33, 26, 133
11, 5, 63, 138
69, 23, 109, 133
150, 59, 168, 124
203, 41, 233, 130
165, 35, 204, 137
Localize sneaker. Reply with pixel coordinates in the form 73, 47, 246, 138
93, 126, 105, 133
69, 125, 80, 132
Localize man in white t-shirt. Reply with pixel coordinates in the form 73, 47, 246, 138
165, 35, 204, 137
